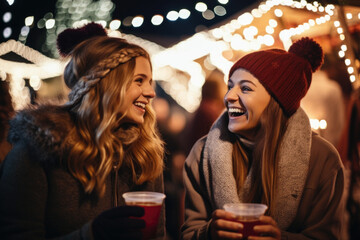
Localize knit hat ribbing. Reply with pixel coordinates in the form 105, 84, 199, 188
229, 37, 323, 116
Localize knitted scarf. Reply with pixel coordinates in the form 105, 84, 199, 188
202, 108, 312, 229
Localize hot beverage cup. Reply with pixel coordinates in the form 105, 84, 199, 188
223, 203, 268, 239
123, 191, 166, 240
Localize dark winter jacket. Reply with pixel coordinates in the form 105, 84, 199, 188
0, 105, 165, 240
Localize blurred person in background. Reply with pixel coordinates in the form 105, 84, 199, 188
181, 37, 344, 240
338, 87, 360, 240
0, 78, 14, 163
153, 96, 187, 240
0, 23, 165, 240
301, 56, 345, 147
184, 70, 227, 156
324, 50, 354, 108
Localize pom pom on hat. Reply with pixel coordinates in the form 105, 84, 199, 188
288, 37, 323, 72
56, 22, 107, 57
229, 37, 324, 116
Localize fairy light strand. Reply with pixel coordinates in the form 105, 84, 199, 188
1, 0, 359, 112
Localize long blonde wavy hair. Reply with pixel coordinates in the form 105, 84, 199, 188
232, 97, 288, 215
62, 36, 164, 197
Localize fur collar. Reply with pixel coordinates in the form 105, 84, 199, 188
202, 108, 311, 229
8, 105, 74, 163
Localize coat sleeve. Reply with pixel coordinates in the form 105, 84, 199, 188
180, 137, 214, 240
281, 136, 345, 240
0, 141, 92, 240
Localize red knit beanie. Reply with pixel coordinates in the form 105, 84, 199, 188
229, 37, 323, 116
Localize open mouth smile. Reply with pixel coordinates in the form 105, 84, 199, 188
134, 102, 146, 112
228, 107, 246, 117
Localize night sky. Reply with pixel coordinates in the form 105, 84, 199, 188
0, 0, 259, 53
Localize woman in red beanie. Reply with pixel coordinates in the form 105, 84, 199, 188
0, 23, 165, 239
181, 37, 344, 240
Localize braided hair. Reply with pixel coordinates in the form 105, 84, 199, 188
60, 35, 163, 197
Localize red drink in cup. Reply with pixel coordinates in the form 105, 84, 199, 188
236, 217, 262, 238
223, 203, 268, 239
123, 192, 166, 240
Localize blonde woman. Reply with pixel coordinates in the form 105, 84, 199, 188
181, 38, 345, 240
0, 23, 165, 240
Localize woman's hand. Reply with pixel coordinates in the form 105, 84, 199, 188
248, 215, 281, 240
92, 205, 145, 240
210, 209, 243, 240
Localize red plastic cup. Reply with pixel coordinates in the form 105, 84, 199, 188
224, 203, 268, 239
123, 191, 166, 240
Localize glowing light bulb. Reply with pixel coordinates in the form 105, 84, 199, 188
166, 11, 179, 21
179, 9, 190, 19
274, 9, 283, 17
132, 16, 144, 27
338, 50, 345, 58
3, 12, 12, 23
25, 16, 34, 26
319, 120, 327, 129
151, 15, 163, 25
195, 2, 207, 12
350, 75, 356, 82
109, 20, 121, 29
345, 59, 351, 66
348, 67, 354, 74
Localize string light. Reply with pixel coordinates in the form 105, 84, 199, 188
218, 0, 229, 4
310, 119, 327, 130
179, 9, 191, 19
6, 0, 15, 6
203, 10, 215, 20
3, 0, 359, 112
333, 13, 358, 84
20, 26, 30, 36
109, 19, 121, 30
348, 67, 354, 74
214, 6, 227, 16
45, 19, 56, 29
132, 16, 144, 27
3, 12, 12, 23
338, 50, 345, 58
3, 27, 12, 38
25, 16, 34, 26
345, 59, 351, 66
151, 15, 164, 25
121, 0, 358, 111
195, 2, 207, 12
337, 27, 343, 34
350, 75, 356, 82
166, 11, 179, 21
0, 40, 64, 109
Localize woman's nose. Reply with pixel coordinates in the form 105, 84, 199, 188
224, 88, 238, 102
143, 83, 156, 98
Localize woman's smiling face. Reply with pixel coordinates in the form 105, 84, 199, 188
119, 56, 155, 125
224, 68, 271, 140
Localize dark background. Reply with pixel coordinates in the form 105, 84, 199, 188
0, 0, 259, 53
2, 0, 359, 55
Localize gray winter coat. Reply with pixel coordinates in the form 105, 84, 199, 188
181, 108, 345, 240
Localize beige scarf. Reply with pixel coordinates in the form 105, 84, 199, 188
202, 108, 312, 229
